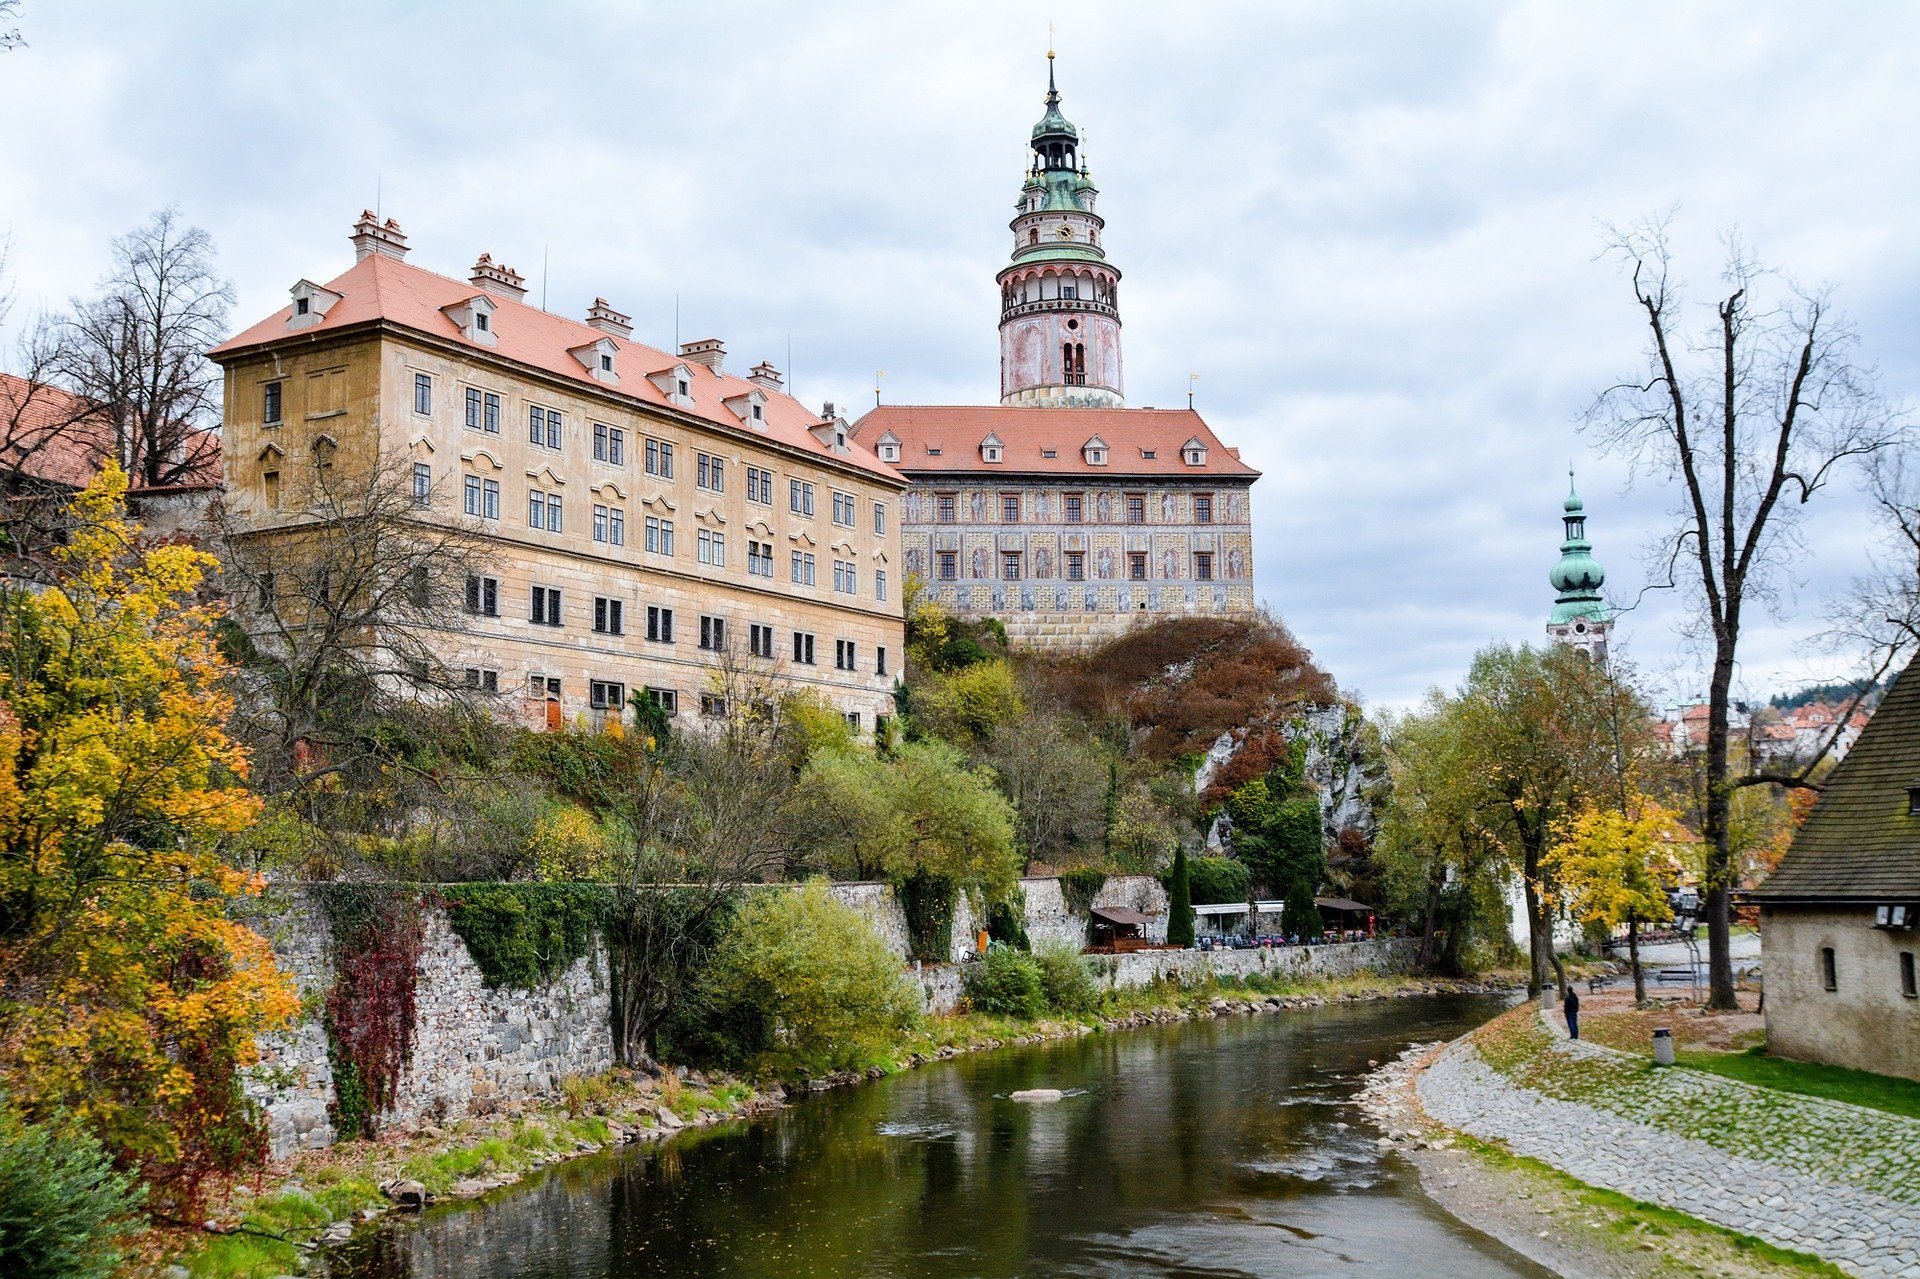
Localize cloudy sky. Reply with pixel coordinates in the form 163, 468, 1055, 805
1, 2, 1914, 708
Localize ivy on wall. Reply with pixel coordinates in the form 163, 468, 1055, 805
313, 884, 427, 1140
443, 883, 612, 989
1058, 867, 1108, 917
898, 872, 958, 963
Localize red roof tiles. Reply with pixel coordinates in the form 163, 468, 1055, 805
851, 404, 1259, 479
0, 372, 220, 491
210, 253, 900, 484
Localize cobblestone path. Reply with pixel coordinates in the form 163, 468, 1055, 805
1416, 1019, 1920, 1279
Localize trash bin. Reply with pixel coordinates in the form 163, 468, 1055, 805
1652, 1026, 1675, 1067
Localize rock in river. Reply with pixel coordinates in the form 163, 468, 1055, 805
1009, 1089, 1065, 1103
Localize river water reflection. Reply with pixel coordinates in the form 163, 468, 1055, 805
330, 993, 1550, 1279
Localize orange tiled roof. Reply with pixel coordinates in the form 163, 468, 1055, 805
0, 372, 221, 492
0, 372, 114, 488
210, 253, 900, 485
850, 404, 1259, 479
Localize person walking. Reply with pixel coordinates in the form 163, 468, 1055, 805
1564, 986, 1581, 1040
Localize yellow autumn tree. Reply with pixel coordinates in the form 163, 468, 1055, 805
0, 464, 297, 1209
1543, 797, 1687, 1003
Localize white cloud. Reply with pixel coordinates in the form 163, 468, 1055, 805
1, 0, 1913, 707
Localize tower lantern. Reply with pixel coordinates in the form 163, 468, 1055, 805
1547, 471, 1612, 662
997, 54, 1124, 408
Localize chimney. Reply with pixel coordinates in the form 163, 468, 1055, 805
350, 211, 410, 262
469, 253, 528, 302
748, 360, 783, 392
679, 338, 725, 371
585, 297, 633, 339
820, 401, 836, 420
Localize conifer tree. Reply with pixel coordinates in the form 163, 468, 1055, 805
1166, 845, 1195, 948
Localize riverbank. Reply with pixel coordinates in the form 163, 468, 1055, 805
149, 965, 1527, 1278
1368, 999, 1920, 1279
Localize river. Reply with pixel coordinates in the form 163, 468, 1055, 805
330, 993, 1552, 1278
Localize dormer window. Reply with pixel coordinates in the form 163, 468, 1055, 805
875, 430, 902, 464
725, 390, 769, 429
1182, 437, 1208, 466
647, 364, 697, 408
1141, 449, 1156, 460
287, 279, 342, 331
1083, 435, 1108, 466
981, 431, 1004, 464
441, 294, 498, 347
570, 337, 619, 384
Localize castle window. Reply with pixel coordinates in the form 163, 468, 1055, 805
590, 679, 625, 711
936, 493, 957, 523
593, 597, 624, 636
1066, 551, 1085, 581
1194, 494, 1214, 524
937, 551, 957, 581
1061, 284, 1077, 300
1195, 552, 1214, 581
1001, 493, 1020, 523
530, 585, 562, 627
1128, 552, 1147, 582
1820, 946, 1838, 992
1908, 785, 1920, 817
1064, 494, 1083, 523
263, 381, 283, 425
1126, 495, 1145, 525
413, 373, 432, 416
412, 462, 431, 508
1001, 551, 1021, 581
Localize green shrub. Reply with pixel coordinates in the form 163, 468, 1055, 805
697, 882, 919, 1078
963, 947, 1045, 1019
0, 1106, 143, 1279
1182, 856, 1251, 906
1033, 944, 1099, 1015
985, 891, 1030, 951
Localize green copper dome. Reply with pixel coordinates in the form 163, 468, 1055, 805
1549, 474, 1610, 625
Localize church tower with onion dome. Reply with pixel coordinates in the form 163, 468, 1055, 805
998, 52, 1124, 408
1547, 473, 1612, 663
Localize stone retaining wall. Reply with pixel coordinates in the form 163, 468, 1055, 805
245, 890, 613, 1160
914, 937, 1418, 1014
825, 873, 1169, 963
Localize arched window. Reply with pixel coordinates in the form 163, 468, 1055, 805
1028, 228, 1039, 245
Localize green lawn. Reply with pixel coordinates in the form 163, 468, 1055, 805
1677, 1047, 1920, 1122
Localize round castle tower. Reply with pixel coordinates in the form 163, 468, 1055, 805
997, 54, 1124, 408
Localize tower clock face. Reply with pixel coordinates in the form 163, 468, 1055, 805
1057, 225, 1074, 239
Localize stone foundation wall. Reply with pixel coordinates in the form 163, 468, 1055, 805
827, 874, 1168, 962
245, 889, 613, 1159
914, 937, 1418, 1014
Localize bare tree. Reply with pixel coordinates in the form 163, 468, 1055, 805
214, 449, 489, 797
1830, 450, 1920, 674
0, 242, 107, 562
602, 648, 798, 1067
1587, 221, 1902, 1009
0, 1, 22, 52
53, 208, 230, 490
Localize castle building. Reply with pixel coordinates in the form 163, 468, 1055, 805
1546, 474, 1611, 662
853, 56, 1259, 650
210, 214, 904, 732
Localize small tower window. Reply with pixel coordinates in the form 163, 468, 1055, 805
474, 311, 490, 333
1908, 785, 1920, 817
